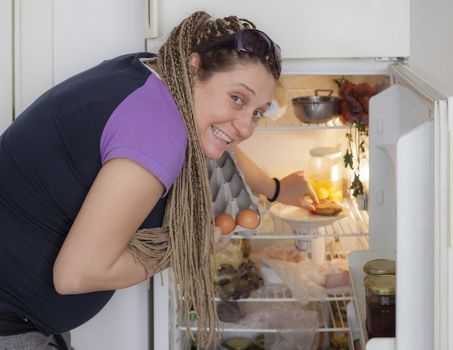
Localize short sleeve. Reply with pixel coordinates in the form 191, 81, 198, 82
100, 74, 187, 196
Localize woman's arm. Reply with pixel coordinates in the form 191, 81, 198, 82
232, 147, 276, 200
233, 146, 319, 210
53, 158, 164, 294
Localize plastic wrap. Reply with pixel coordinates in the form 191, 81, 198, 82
262, 258, 350, 304
220, 302, 320, 350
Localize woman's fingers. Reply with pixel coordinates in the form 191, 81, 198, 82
305, 184, 319, 204
299, 199, 316, 212
295, 171, 319, 205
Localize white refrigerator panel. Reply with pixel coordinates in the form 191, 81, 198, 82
0, 0, 13, 132
396, 121, 434, 350
369, 81, 435, 251
52, 0, 145, 84
367, 64, 450, 350
71, 284, 149, 350
13, 0, 145, 115
155, 0, 409, 59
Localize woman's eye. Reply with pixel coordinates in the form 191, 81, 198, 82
231, 95, 243, 106
253, 110, 264, 120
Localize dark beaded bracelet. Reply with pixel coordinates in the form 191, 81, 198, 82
267, 177, 280, 202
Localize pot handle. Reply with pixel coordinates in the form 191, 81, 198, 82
314, 89, 333, 97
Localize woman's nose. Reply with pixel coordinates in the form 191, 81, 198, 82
232, 112, 254, 138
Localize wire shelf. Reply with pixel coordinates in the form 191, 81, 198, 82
235, 198, 369, 240
257, 115, 349, 130
178, 294, 351, 333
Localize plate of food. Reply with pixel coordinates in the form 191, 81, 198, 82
270, 199, 349, 228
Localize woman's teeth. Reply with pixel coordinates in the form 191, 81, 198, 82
211, 126, 232, 144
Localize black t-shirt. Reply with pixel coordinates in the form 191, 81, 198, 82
0, 53, 168, 335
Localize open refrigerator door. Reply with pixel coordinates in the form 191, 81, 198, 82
348, 63, 450, 350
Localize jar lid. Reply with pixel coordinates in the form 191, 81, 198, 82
223, 337, 251, 350
363, 259, 396, 276
365, 275, 396, 295
309, 146, 342, 158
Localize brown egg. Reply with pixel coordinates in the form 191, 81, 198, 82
214, 212, 236, 235
236, 208, 260, 230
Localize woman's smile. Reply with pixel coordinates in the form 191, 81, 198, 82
211, 125, 233, 145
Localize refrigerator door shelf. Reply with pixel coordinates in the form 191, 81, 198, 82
348, 249, 396, 349
366, 337, 396, 350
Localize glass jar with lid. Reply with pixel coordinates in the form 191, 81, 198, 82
363, 258, 396, 282
365, 274, 396, 339
308, 145, 343, 201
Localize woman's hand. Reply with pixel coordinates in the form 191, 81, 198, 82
276, 171, 319, 211
212, 227, 229, 253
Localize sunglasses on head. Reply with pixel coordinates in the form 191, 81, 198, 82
199, 29, 282, 76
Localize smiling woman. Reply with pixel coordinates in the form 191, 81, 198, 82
0, 10, 318, 350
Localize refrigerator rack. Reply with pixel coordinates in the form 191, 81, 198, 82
171, 199, 369, 349
235, 197, 369, 241
178, 286, 352, 334
257, 115, 353, 130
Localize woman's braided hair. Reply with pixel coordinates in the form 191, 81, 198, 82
127, 11, 279, 347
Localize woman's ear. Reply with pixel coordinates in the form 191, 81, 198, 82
189, 53, 201, 79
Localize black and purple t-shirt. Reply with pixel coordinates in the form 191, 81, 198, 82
0, 53, 187, 334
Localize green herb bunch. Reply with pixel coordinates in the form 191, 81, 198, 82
335, 78, 377, 198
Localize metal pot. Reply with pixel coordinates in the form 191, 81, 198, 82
292, 89, 341, 124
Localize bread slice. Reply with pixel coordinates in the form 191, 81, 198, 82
312, 199, 343, 216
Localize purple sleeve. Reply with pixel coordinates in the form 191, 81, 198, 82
100, 74, 187, 196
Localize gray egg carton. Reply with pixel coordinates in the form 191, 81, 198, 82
206, 150, 260, 236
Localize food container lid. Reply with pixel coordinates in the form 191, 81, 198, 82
363, 259, 396, 276
330, 331, 350, 347
222, 337, 251, 350
365, 275, 396, 295
309, 145, 342, 159
251, 334, 265, 349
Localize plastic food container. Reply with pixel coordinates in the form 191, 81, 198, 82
308, 145, 343, 202
365, 274, 396, 339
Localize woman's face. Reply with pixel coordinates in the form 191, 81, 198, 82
191, 54, 276, 160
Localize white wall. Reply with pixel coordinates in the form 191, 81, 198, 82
409, 0, 453, 95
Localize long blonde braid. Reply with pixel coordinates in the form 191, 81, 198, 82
127, 11, 275, 347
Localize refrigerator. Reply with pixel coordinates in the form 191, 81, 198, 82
5, 1, 452, 349
148, 1, 452, 350
152, 62, 450, 350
